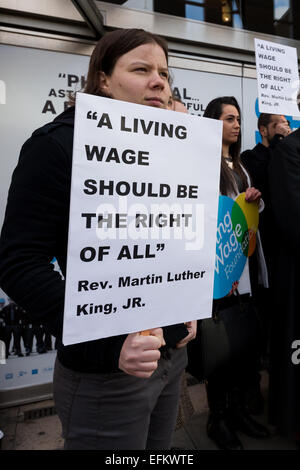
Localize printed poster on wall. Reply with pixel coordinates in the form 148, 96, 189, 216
255, 38, 300, 116
62, 92, 223, 345
0, 45, 90, 396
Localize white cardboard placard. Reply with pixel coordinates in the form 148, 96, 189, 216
62, 93, 222, 345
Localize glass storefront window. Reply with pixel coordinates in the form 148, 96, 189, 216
232, 1, 243, 29
185, 3, 205, 22
114, 0, 153, 11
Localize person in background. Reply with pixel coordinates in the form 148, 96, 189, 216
24, 319, 47, 355
168, 95, 188, 114
241, 114, 291, 204
0, 28, 196, 450
241, 113, 291, 272
240, 113, 292, 414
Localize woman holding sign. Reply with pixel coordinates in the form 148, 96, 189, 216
0, 29, 196, 450
199, 96, 270, 450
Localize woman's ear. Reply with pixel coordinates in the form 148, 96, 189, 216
99, 71, 110, 95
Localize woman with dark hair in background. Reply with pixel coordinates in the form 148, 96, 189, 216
196, 96, 270, 450
0, 28, 196, 450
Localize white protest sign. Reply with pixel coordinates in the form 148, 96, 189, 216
255, 38, 300, 115
62, 93, 222, 345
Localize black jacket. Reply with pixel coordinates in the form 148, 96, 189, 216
0, 106, 188, 373
241, 143, 270, 198
268, 127, 300, 249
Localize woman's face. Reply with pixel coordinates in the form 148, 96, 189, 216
100, 42, 170, 108
219, 104, 240, 146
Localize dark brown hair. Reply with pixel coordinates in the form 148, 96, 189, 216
203, 96, 247, 195
257, 113, 274, 132
84, 28, 168, 98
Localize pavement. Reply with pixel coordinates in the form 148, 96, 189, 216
0, 370, 298, 451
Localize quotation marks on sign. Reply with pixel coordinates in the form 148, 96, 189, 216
87, 110, 98, 120
58, 73, 86, 87
79, 244, 166, 262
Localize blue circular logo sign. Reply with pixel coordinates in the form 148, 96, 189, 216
213, 196, 249, 299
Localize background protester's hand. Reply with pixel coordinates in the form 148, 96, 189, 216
245, 187, 261, 205
176, 320, 197, 348
275, 121, 292, 137
118, 328, 165, 378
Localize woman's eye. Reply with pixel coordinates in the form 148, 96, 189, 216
160, 71, 169, 79
226, 117, 240, 123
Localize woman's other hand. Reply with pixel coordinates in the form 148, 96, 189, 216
245, 187, 261, 205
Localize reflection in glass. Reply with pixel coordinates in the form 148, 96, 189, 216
185, 3, 205, 21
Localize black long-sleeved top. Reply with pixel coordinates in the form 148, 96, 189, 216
0, 106, 188, 373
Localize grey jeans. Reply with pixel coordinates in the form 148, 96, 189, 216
53, 347, 187, 450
